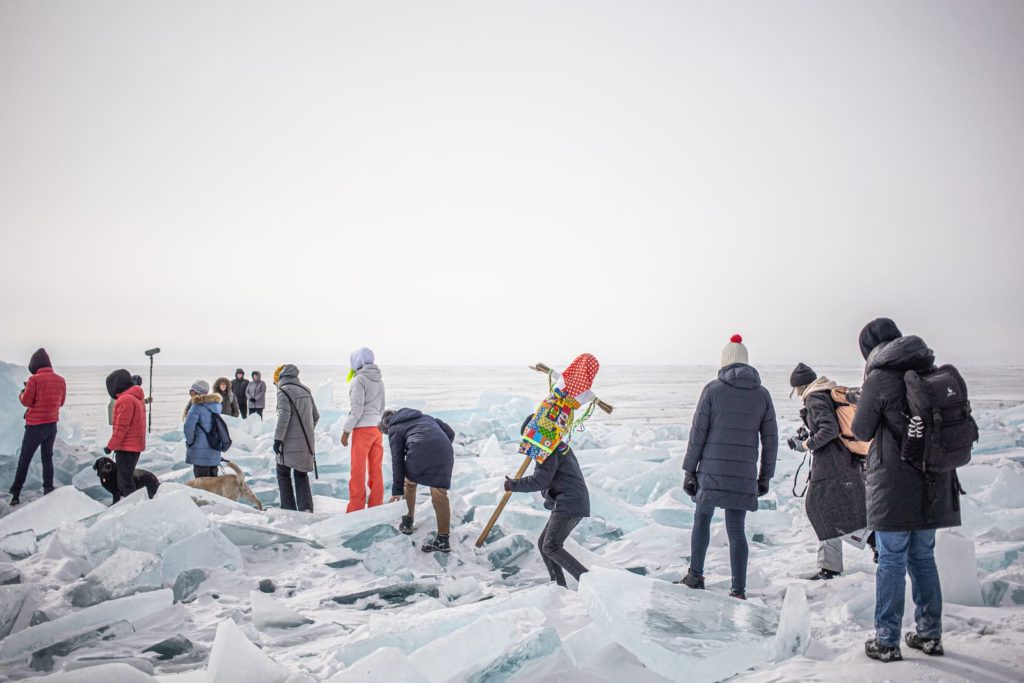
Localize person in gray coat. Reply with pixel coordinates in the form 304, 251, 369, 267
680, 334, 778, 599
246, 370, 267, 418
273, 364, 320, 512
852, 318, 962, 662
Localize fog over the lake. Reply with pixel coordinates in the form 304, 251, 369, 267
1, 1, 1022, 367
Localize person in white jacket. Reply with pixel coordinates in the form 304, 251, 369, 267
341, 347, 386, 512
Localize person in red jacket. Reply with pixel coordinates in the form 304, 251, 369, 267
104, 369, 147, 500
9, 348, 67, 505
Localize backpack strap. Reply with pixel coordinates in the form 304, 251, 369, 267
792, 451, 810, 498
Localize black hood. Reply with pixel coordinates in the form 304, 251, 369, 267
105, 369, 134, 399
235, 368, 245, 378
389, 408, 423, 427
28, 348, 52, 374
718, 363, 762, 389
866, 335, 935, 374
859, 318, 902, 360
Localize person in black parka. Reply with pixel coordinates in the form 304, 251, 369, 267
505, 414, 591, 588
381, 408, 455, 553
852, 318, 962, 662
680, 334, 778, 599
231, 369, 249, 419
788, 363, 868, 580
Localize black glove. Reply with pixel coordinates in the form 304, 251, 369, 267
683, 471, 698, 497
790, 438, 808, 453
757, 479, 770, 496
845, 387, 861, 405
103, 447, 112, 455
273, 440, 283, 456
503, 476, 513, 492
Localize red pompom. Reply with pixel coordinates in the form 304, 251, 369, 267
730, 334, 743, 343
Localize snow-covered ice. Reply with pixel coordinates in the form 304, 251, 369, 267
0, 361, 1023, 681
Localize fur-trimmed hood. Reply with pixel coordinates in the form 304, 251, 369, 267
191, 393, 223, 406
213, 377, 232, 395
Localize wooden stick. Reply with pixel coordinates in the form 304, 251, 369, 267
475, 455, 532, 548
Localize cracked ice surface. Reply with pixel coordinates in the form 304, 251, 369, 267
0, 362, 1023, 681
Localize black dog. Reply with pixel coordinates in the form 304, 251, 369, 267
92, 456, 160, 502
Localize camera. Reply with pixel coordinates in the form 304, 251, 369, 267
145, 347, 161, 357
786, 427, 809, 451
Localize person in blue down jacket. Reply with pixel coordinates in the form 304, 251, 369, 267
680, 334, 778, 600
183, 379, 223, 478
505, 414, 591, 588
381, 408, 455, 553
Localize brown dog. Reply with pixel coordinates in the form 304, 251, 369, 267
186, 459, 264, 510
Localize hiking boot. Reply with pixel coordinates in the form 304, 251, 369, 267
421, 533, 451, 553
864, 638, 902, 662
398, 515, 414, 535
807, 568, 841, 581
9, 494, 19, 507
905, 632, 944, 656
677, 569, 705, 590
729, 589, 747, 600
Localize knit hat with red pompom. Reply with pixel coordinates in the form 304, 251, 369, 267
720, 334, 749, 368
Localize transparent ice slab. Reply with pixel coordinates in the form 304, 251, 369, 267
0, 589, 172, 662
579, 567, 778, 683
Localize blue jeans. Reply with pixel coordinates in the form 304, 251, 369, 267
874, 530, 942, 647
690, 501, 748, 593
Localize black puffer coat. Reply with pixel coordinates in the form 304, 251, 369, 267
683, 363, 778, 512
852, 324, 962, 532
801, 381, 867, 540
386, 408, 455, 496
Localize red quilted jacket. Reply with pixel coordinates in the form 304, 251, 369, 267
20, 368, 67, 426
108, 385, 147, 453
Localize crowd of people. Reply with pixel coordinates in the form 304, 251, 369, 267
5, 317, 977, 664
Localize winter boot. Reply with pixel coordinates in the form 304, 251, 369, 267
9, 495, 19, 506
729, 589, 747, 600
421, 533, 451, 553
807, 568, 840, 581
677, 569, 705, 590
398, 515, 414, 535
904, 633, 944, 656
864, 639, 902, 662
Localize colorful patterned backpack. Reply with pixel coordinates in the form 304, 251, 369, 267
518, 354, 600, 463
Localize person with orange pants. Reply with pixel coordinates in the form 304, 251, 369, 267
341, 347, 386, 512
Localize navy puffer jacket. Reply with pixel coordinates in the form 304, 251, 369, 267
386, 408, 455, 495
683, 363, 779, 512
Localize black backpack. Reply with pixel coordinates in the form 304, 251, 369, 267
902, 365, 978, 473
190, 406, 233, 453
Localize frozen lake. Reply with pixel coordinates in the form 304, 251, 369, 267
1, 360, 1023, 682
57, 364, 1024, 437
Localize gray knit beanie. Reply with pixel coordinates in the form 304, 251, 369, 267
190, 379, 210, 395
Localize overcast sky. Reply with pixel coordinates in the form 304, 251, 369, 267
1, 1, 1022, 368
